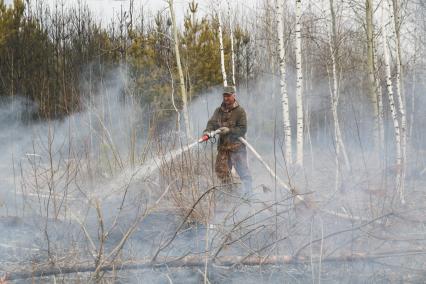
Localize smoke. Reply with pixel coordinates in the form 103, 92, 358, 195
0, 67, 150, 270
1, 63, 426, 283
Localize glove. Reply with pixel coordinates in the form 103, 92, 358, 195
218, 127, 230, 134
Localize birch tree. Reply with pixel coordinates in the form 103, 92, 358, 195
227, 0, 236, 86
322, 0, 347, 192
381, 5, 404, 203
263, 0, 278, 100
276, 0, 292, 165
375, 61, 385, 151
216, 1, 228, 87
327, 0, 350, 174
295, 0, 304, 166
390, 0, 406, 201
168, 0, 191, 138
408, 31, 418, 139
366, 0, 381, 149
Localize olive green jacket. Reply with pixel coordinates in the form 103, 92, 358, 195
203, 101, 247, 148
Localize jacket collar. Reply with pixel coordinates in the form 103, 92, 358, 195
221, 100, 239, 112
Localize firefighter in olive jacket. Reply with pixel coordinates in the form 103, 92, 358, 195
203, 86, 252, 193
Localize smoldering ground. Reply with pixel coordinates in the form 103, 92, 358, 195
1, 66, 426, 283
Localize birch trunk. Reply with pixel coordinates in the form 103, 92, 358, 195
381, 11, 403, 203
295, 0, 304, 166
374, 44, 385, 148
266, 0, 277, 101
168, 0, 191, 138
227, 0, 236, 86
217, 4, 228, 87
409, 34, 418, 138
376, 83, 384, 150
390, 0, 406, 202
326, 12, 341, 190
276, 0, 292, 165
328, 0, 350, 171
366, 0, 380, 149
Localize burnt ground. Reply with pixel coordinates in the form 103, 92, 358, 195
1, 148, 426, 283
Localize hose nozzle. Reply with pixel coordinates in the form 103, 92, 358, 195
198, 129, 222, 143
198, 134, 210, 143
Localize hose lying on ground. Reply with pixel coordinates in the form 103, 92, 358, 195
238, 137, 370, 221
238, 137, 304, 202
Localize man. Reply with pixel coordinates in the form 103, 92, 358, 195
202, 86, 252, 194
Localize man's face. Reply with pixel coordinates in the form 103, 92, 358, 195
223, 93, 235, 106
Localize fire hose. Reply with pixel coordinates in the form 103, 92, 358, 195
197, 130, 370, 220
199, 132, 366, 219
197, 129, 304, 202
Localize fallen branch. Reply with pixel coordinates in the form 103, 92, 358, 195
6, 250, 426, 281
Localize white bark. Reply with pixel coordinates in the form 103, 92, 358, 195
327, 19, 342, 191
167, 60, 181, 134
295, 0, 304, 166
366, 0, 380, 149
381, 10, 403, 203
374, 43, 385, 148
409, 34, 418, 138
227, 0, 236, 86
327, 0, 350, 172
217, 3, 228, 87
376, 83, 385, 149
168, 0, 191, 138
390, 0, 406, 202
276, 0, 292, 165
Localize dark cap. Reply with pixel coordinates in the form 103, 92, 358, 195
223, 85, 236, 95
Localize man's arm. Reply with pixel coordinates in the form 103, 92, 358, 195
203, 108, 220, 133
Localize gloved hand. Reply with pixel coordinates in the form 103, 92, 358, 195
218, 127, 230, 134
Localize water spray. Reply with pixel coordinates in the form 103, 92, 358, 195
112, 128, 306, 207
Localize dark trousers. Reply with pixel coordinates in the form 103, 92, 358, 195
215, 144, 252, 193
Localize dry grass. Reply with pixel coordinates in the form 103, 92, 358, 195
158, 136, 216, 224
